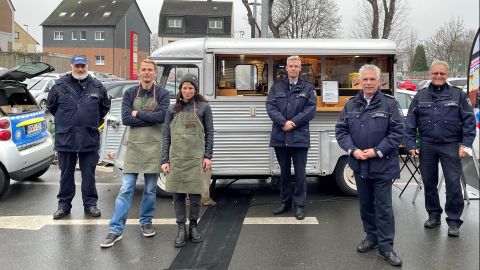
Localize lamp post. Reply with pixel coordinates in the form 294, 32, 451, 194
23, 24, 28, 52
248, 0, 261, 38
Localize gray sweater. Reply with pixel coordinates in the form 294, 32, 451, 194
161, 100, 214, 164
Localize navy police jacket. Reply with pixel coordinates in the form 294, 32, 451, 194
405, 83, 476, 150
335, 90, 405, 180
47, 74, 111, 152
266, 78, 317, 148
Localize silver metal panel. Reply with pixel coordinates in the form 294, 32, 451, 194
151, 38, 397, 59
212, 132, 271, 175
99, 98, 125, 164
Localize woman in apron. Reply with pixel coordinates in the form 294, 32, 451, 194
161, 74, 214, 248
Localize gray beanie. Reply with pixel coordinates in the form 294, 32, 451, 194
179, 73, 199, 92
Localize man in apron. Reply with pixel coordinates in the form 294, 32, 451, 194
101, 59, 170, 248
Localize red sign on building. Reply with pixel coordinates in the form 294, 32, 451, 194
129, 31, 138, 80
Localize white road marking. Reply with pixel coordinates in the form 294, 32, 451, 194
0, 216, 318, 230
244, 217, 318, 224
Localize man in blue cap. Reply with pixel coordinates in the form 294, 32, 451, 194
47, 55, 111, 219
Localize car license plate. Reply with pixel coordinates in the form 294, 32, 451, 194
25, 122, 42, 135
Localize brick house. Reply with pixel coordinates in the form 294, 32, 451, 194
41, 0, 150, 79
0, 0, 15, 52
158, 0, 233, 46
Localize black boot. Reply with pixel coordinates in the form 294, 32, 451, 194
174, 223, 187, 248
189, 220, 202, 243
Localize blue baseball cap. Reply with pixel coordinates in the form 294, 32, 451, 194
71, 55, 88, 65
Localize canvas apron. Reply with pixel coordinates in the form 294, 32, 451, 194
123, 87, 163, 173
165, 105, 207, 194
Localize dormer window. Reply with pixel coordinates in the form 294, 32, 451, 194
168, 18, 182, 28
103, 12, 111, 17
207, 18, 224, 34
84, 12, 89, 17
59, 12, 67, 17
209, 19, 223, 29
70, 12, 75, 17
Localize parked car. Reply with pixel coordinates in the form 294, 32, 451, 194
394, 89, 416, 116
103, 80, 140, 99
0, 62, 56, 197
24, 73, 61, 111
397, 79, 424, 91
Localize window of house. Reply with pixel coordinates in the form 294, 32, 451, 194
103, 12, 111, 17
168, 18, 182, 28
71, 31, 78, 40
95, 31, 105, 40
95, 56, 105, 65
208, 19, 223, 29
80, 31, 87, 40
14, 32, 19, 39
59, 12, 67, 17
54, 31, 64, 40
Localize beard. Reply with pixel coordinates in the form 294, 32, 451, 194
72, 71, 88, 80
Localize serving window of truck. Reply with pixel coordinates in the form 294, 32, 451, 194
214, 54, 394, 111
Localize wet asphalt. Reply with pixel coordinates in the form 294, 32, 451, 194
0, 164, 478, 270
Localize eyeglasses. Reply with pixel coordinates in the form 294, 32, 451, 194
431, 72, 447, 76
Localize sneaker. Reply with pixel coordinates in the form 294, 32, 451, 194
100, 233, 122, 248
141, 223, 156, 237
448, 226, 460, 237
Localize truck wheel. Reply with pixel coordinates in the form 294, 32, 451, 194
334, 156, 357, 196
156, 173, 172, 198
0, 168, 10, 198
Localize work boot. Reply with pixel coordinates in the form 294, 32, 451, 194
174, 223, 187, 248
189, 220, 203, 243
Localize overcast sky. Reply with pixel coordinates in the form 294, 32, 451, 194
11, 0, 480, 49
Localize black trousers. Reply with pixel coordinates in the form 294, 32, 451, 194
274, 147, 308, 208
57, 151, 99, 210
173, 193, 201, 224
419, 142, 464, 227
355, 175, 395, 253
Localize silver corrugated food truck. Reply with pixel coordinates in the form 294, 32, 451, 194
105, 38, 398, 196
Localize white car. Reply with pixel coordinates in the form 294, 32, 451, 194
0, 62, 55, 198
394, 88, 416, 116
24, 73, 60, 111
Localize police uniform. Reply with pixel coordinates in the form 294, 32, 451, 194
265, 78, 317, 217
47, 73, 110, 212
336, 90, 405, 254
405, 83, 476, 228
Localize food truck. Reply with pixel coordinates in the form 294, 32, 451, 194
105, 38, 398, 196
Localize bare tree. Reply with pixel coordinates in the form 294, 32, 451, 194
150, 33, 161, 54
424, 18, 465, 68
351, 0, 410, 47
241, 0, 293, 38
272, 0, 341, 38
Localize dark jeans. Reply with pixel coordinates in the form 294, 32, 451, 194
355, 175, 395, 253
274, 147, 308, 208
173, 193, 201, 224
419, 142, 464, 227
57, 151, 99, 210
